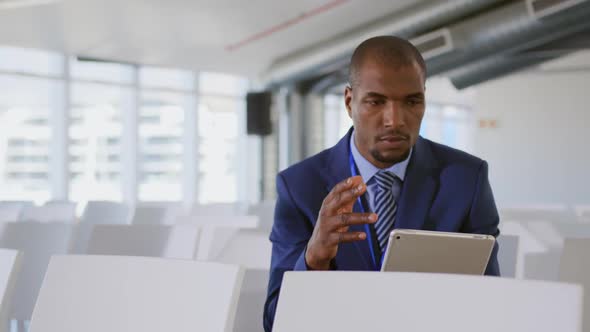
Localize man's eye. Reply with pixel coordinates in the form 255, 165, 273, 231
406, 99, 422, 106
366, 99, 383, 106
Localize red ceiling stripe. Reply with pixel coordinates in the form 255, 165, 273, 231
225, 0, 350, 52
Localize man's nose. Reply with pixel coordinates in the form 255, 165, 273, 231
383, 101, 404, 127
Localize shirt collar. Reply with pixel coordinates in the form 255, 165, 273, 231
350, 130, 412, 184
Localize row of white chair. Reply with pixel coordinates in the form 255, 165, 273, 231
0, 249, 20, 332
31, 255, 245, 332
500, 219, 590, 278
0, 200, 276, 229
0, 229, 588, 331
0, 221, 271, 332
0, 249, 582, 332
17, 251, 590, 332
0, 253, 252, 332
496, 232, 590, 332
500, 205, 590, 223
5, 201, 590, 225
274, 271, 584, 332
274, 237, 590, 332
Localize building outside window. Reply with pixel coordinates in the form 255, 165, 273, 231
138, 91, 187, 201
0, 46, 63, 203
197, 72, 247, 204
69, 83, 129, 202
0, 46, 250, 205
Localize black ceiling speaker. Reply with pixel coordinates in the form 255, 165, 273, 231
246, 91, 272, 136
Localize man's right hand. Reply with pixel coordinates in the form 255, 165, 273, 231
305, 175, 377, 270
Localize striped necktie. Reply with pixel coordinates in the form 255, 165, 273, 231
373, 170, 399, 251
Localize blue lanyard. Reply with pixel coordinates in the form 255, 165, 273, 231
348, 151, 384, 271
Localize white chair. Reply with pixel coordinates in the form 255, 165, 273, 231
69, 201, 131, 254
29, 255, 244, 332
197, 227, 272, 332
559, 238, 590, 332
0, 222, 74, 325
188, 202, 248, 217
273, 272, 583, 332
86, 224, 200, 259
177, 215, 259, 228
0, 201, 32, 223
196, 227, 271, 269
81, 201, 131, 225
497, 234, 519, 278
573, 205, 590, 222
499, 221, 548, 278
130, 205, 169, 225
20, 202, 77, 223
524, 250, 562, 281
233, 268, 269, 332
196, 226, 242, 262
212, 229, 271, 270
131, 202, 183, 225
500, 205, 574, 223
44, 201, 77, 220
522, 221, 590, 249
248, 200, 276, 231
519, 222, 590, 281
0, 249, 22, 332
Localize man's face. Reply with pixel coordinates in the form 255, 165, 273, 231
345, 59, 425, 168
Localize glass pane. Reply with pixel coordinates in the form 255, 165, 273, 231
323, 94, 351, 148
199, 72, 247, 96
421, 103, 474, 151
70, 58, 134, 84
421, 103, 440, 138
138, 91, 188, 201
0, 46, 63, 76
139, 67, 194, 90
69, 83, 128, 202
0, 75, 54, 202
198, 95, 241, 203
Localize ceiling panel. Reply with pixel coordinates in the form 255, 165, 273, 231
0, 0, 427, 77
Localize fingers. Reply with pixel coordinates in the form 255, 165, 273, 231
322, 176, 366, 215
328, 212, 377, 231
332, 176, 361, 194
330, 231, 368, 244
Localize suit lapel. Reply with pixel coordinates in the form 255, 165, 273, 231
322, 128, 372, 269
395, 137, 439, 231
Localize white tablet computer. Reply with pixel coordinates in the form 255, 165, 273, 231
380, 229, 495, 275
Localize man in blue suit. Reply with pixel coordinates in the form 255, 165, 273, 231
263, 36, 500, 332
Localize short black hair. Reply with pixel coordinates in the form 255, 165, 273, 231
348, 35, 426, 88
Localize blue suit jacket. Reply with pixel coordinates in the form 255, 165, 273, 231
263, 130, 500, 332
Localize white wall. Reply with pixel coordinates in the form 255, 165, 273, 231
473, 54, 590, 208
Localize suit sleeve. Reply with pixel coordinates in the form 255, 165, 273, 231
263, 173, 314, 332
465, 160, 501, 276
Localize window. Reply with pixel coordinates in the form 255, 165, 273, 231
1, 46, 251, 204
324, 94, 352, 148
0, 75, 55, 202
197, 73, 247, 204
70, 57, 134, 84
421, 103, 474, 152
138, 91, 189, 201
199, 72, 246, 96
69, 83, 130, 202
140, 67, 194, 91
0, 46, 63, 76
198, 96, 240, 203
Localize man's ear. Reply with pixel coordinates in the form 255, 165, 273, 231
344, 85, 353, 119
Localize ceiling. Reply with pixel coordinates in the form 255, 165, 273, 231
0, 0, 426, 78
